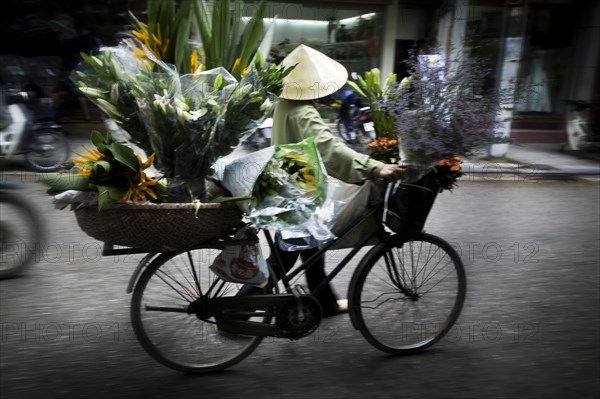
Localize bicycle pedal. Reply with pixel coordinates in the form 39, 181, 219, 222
292, 285, 310, 297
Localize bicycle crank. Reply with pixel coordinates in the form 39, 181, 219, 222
208, 293, 322, 339
275, 294, 322, 339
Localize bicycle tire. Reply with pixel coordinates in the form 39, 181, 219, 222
348, 233, 466, 354
130, 249, 272, 373
26, 130, 70, 172
0, 191, 43, 279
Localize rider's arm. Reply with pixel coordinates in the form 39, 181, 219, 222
272, 100, 384, 184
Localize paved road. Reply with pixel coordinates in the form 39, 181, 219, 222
1, 139, 599, 398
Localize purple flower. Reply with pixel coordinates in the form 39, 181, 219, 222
380, 48, 511, 160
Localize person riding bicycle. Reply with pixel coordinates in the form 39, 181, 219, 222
242, 44, 405, 317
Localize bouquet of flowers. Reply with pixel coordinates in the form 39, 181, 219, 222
73, 44, 284, 196
42, 131, 167, 210
379, 49, 509, 182
214, 137, 333, 247
367, 137, 399, 164
430, 156, 464, 190
251, 142, 325, 228
55, 0, 296, 202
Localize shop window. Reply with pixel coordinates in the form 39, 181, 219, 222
263, 2, 384, 76
515, 3, 577, 115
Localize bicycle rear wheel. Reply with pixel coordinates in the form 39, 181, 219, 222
131, 249, 272, 373
349, 233, 466, 354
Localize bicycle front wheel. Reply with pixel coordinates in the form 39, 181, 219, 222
131, 249, 271, 373
349, 233, 466, 354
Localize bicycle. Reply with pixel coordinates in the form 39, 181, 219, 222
0, 181, 44, 278
110, 174, 466, 374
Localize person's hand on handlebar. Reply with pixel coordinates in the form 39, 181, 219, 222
379, 164, 407, 181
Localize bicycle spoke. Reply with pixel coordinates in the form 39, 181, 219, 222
153, 268, 195, 303
188, 251, 202, 296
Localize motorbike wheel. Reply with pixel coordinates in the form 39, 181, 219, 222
0, 190, 44, 279
26, 130, 70, 172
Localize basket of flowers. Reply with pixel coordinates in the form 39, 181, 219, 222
385, 157, 463, 234
41, 0, 297, 250
43, 130, 244, 251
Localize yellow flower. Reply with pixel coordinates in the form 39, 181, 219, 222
121, 153, 160, 203
131, 23, 168, 61
72, 146, 103, 175
231, 58, 241, 73
191, 50, 199, 72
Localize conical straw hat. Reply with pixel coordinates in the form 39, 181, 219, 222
279, 44, 348, 100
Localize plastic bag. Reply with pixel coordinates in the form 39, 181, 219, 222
213, 137, 334, 249
71, 41, 274, 189
209, 226, 269, 287
320, 178, 382, 250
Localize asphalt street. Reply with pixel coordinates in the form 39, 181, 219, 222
1, 131, 599, 398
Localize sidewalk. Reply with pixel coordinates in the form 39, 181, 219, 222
461, 143, 600, 181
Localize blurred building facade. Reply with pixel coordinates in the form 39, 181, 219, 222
1, 0, 598, 144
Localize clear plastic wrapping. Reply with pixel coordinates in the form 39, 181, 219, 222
214, 137, 335, 250
71, 41, 275, 195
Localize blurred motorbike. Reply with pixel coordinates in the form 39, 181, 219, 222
1, 89, 70, 172
336, 104, 376, 144
336, 87, 375, 144
0, 181, 44, 279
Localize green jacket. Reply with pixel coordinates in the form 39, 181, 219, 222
272, 99, 384, 184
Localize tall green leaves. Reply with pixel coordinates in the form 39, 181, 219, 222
130, 0, 267, 78
347, 68, 399, 139
192, 0, 267, 80
129, 0, 194, 73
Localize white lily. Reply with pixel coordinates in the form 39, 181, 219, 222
189, 108, 208, 121
259, 98, 272, 112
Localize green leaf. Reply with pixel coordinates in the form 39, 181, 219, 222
38, 174, 91, 191
96, 185, 123, 211
347, 81, 366, 98
173, 1, 193, 72
109, 142, 139, 172
90, 130, 105, 148
92, 160, 113, 176
192, 0, 213, 67
237, 0, 266, 76
228, 0, 243, 67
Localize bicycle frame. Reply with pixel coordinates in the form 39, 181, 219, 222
263, 204, 385, 297
119, 181, 409, 299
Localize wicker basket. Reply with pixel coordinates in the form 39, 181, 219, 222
74, 202, 243, 251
